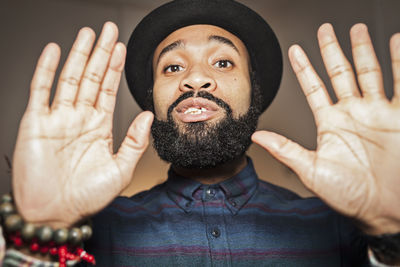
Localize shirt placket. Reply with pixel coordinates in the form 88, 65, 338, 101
201, 186, 232, 267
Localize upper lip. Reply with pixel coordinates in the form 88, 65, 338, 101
175, 97, 220, 113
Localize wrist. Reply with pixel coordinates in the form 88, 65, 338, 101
13, 197, 76, 229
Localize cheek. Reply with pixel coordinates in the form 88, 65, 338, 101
221, 75, 251, 117
153, 79, 179, 120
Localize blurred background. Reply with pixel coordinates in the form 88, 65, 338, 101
0, 0, 399, 197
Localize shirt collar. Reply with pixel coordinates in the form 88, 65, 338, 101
166, 157, 259, 214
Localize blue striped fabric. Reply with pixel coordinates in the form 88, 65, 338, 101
82, 158, 368, 266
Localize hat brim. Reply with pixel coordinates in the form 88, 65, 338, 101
125, 0, 283, 112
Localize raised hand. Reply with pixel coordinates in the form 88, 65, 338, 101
12, 22, 153, 228
252, 23, 400, 235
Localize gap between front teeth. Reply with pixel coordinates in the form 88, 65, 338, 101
184, 107, 207, 115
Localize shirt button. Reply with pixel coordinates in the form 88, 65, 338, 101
211, 228, 221, 238
185, 202, 191, 208
206, 188, 215, 197
230, 199, 237, 207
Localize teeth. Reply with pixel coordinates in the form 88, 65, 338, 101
184, 107, 207, 115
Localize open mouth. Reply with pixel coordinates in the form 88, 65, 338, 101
183, 107, 208, 115
174, 97, 222, 123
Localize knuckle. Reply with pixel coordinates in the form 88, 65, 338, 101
278, 138, 291, 153
53, 98, 73, 107
328, 64, 352, 79
101, 87, 117, 97
34, 84, 50, 92
38, 64, 55, 74
60, 76, 80, 87
96, 45, 112, 55
351, 42, 370, 50
306, 83, 324, 97
126, 133, 145, 151
320, 40, 337, 50
357, 66, 381, 76
296, 64, 311, 75
71, 47, 90, 57
77, 98, 94, 107
83, 71, 102, 84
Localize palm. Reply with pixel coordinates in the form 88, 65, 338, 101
15, 108, 120, 221
311, 99, 400, 220
13, 23, 153, 228
253, 23, 400, 234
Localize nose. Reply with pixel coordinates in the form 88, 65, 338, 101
179, 68, 216, 93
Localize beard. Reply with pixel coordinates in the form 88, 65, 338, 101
151, 91, 260, 169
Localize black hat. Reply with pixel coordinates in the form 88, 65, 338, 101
125, 0, 282, 112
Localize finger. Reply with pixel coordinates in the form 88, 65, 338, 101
350, 23, 385, 99
52, 27, 95, 109
116, 111, 154, 185
390, 33, 400, 100
95, 42, 126, 114
289, 45, 332, 123
76, 22, 119, 107
251, 131, 316, 189
28, 43, 61, 112
318, 23, 360, 99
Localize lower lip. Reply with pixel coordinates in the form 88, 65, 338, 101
174, 110, 219, 123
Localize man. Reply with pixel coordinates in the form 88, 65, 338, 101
1, 0, 400, 266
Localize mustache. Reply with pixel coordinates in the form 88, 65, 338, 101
167, 91, 233, 119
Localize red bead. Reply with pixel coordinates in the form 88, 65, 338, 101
66, 252, 77, 260
13, 236, 23, 247
89, 255, 96, 265
58, 245, 67, 256
30, 242, 39, 252
40, 246, 49, 254
49, 247, 58, 255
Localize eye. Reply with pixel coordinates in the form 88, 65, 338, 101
213, 59, 233, 69
164, 65, 184, 73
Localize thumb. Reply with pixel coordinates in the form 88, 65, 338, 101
116, 111, 154, 178
252, 130, 315, 187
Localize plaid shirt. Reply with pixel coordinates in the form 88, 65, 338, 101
0, 158, 388, 266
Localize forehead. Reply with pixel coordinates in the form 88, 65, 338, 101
153, 24, 250, 64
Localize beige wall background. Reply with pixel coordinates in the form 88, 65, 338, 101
0, 0, 399, 197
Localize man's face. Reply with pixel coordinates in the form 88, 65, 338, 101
151, 25, 258, 169
152, 24, 252, 123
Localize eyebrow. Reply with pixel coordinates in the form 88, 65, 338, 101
208, 35, 240, 54
155, 35, 240, 65
156, 40, 184, 65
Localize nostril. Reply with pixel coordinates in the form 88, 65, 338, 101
202, 82, 211, 89
184, 84, 194, 89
